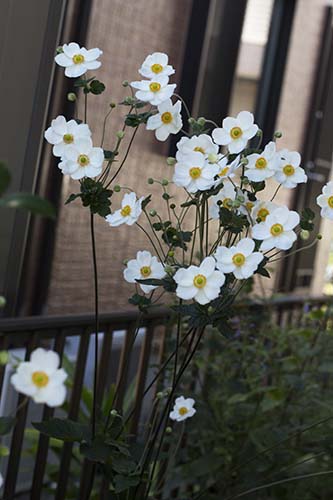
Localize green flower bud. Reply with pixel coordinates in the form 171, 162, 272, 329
232, 200, 241, 208
208, 153, 219, 164
164, 265, 174, 275
0, 296, 6, 308
114, 184, 121, 192
241, 157, 249, 165
161, 178, 169, 186
188, 117, 196, 125
110, 102, 116, 108
56, 46, 64, 54
167, 157, 176, 166
236, 195, 245, 203
122, 80, 129, 87
67, 92, 77, 102
0, 351, 9, 365
165, 426, 172, 434
148, 178, 154, 184
256, 129, 263, 136
170, 203, 176, 210
149, 209, 157, 217
300, 229, 310, 240
156, 391, 164, 399
110, 409, 119, 417
116, 130, 125, 139
274, 131, 283, 138
162, 192, 170, 200
197, 117, 206, 126
317, 233, 323, 240
208, 306, 214, 314
123, 259, 129, 265
168, 250, 175, 257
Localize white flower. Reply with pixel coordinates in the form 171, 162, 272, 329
274, 149, 307, 188
252, 206, 300, 251
130, 76, 176, 106
55, 42, 102, 78
58, 138, 104, 180
214, 155, 241, 184
173, 152, 219, 193
174, 256, 225, 305
146, 99, 182, 141
105, 192, 144, 227
317, 181, 333, 220
11, 348, 67, 407
44, 115, 91, 157
139, 52, 175, 79
176, 134, 218, 161
245, 141, 279, 182
169, 396, 196, 422
124, 251, 165, 294
209, 181, 237, 219
251, 200, 278, 223
212, 111, 258, 154
215, 238, 263, 279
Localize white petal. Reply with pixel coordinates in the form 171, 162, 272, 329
65, 64, 86, 78
30, 348, 60, 374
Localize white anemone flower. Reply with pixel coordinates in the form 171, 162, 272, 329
130, 76, 176, 106
252, 206, 300, 251
124, 251, 165, 294
174, 256, 225, 305
10, 348, 67, 407
245, 141, 279, 182
176, 134, 218, 161
105, 192, 144, 227
214, 155, 241, 185
59, 138, 104, 180
44, 115, 91, 157
169, 396, 196, 422
209, 181, 237, 219
55, 42, 102, 78
317, 181, 333, 220
274, 149, 307, 188
139, 52, 175, 79
215, 238, 263, 279
146, 99, 182, 141
173, 152, 219, 193
251, 200, 278, 223
212, 111, 258, 154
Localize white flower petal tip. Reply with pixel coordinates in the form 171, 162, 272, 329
317, 181, 333, 220
106, 192, 144, 227
123, 251, 165, 294
212, 111, 258, 154
146, 99, 182, 141
169, 396, 196, 422
55, 43, 102, 78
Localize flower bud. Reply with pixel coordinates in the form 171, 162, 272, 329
165, 426, 172, 434
67, 92, 77, 102
232, 200, 241, 208
197, 117, 206, 126
170, 203, 176, 210
208, 153, 219, 164
56, 46, 64, 54
116, 130, 125, 139
241, 157, 249, 165
164, 265, 174, 275
300, 229, 310, 240
161, 178, 169, 186
208, 306, 214, 314
168, 250, 175, 257
149, 209, 157, 217
122, 259, 129, 265
317, 233, 323, 240
156, 391, 164, 399
274, 131, 283, 138
110, 102, 116, 108
167, 157, 176, 166
110, 409, 119, 417
148, 178, 154, 184
0, 296, 6, 308
236, 195, 245, 203
122, 80, 129, 87
0, 351, 9, 365
114, 184, 121, 192
256, 129, 263, 136
188, 117, 196, 125
162, 193, 170, 200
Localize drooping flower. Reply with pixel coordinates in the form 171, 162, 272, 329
212, 111, 258, 154
245, 141, 279, 182
316, 181, 333, 220
252, 206, 300, 251
169, 396, 196, 422
176, 134, 218, 161
209, 181, 237, 219
44, 115, 91, 157
139, 52, 175, 79
130, 76, 176, 106
58, 138, 104, 180
274, 149, 307, 188
174, 256, 225, 305
214, 155, 241, 184
55, 42, 102, 78
105, 192, 144, 227
215, 238, 263, 279
146, 99, 182, 141
124, 251, 165, 294
251, 200, 278, 223
173, 152, 219, 193
11, 348, 67, 407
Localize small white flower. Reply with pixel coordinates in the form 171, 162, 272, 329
251, 200, 278, 223
252, 206, 300, 251
58, 138, 104, 180
55, 42, 102, 78
317, 181, 333, 220
139, 52, 175, 79
146, 99, 182, 141
215, 238, 263, 279
176, 134, 218, 161
245, 141, 279, 182
44, 115, 91, 157
214, 155, 241, 184
212, 111, 258, 154
11, 348, 67, 407
173, 152, 219, 193
174, 256, 225, 305
274, 149, 307, 188
169, 396, 196, 422
209, 181, 237, 219
105, 192, 144, 227
124, 251, 165, 294
130, 76, 176, 106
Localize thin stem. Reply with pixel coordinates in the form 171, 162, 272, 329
100, 106, 114, 147
136, 222, 165, 261
173, 92, 191, 119
270, 183, 282, 202
105, 126, 139, 187
90, 213, 99, 439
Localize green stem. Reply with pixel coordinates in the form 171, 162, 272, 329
90, 213, 99, 440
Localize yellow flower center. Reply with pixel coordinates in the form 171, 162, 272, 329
255, 157, 267, 169
161, 111, 173, 124
230, 126, 242, 139
246, 201, 254, 211
283, 164, 295, 176
32, 371, 49, 388
151, 63, 163, 74
178, 407, 189, 416
219, 167, 229, 177
149, 82, 161, 93
193, 274, 207, 288
72, 54, 85, 64
328, 196, 333, 208
232, 253, 246, 267
257, 208, 269, 221
194, 146, 205, 154
223, 198, 232, 209
78, 154, 90, 167
120, 205, 132, 217
140, 266, 151, 277
270, 223, 283, 236
189, 167, 202, 179
63, 133, 74, 144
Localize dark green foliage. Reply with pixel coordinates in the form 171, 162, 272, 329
125, 112, 153, 127
33, 418, 90, 442
74, 77, 106, 95
300, 207, 315, 231
0, 416, 16, 435
219, 207, 249, 234
65, 178, 112, 217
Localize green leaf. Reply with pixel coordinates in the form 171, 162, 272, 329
111, 454, 136, 474
33, 418, 90, 442
124, 112, 153, 127
89, 80, 106, 95
0, 162, 11, 195
141, 195, 151, 210
114, 474, 140, 493
128, 293, 152, 311
104, 150, 116, 161
65, 193, 81, 205
0, 416, 16, 435
80, 440, 112, 463
0, 193, 56, 218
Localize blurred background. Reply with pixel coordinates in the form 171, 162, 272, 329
0, 0, 333, 317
